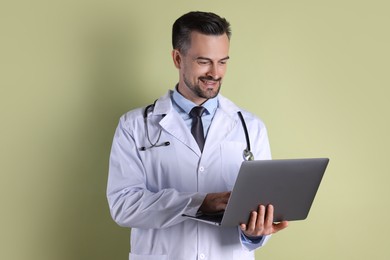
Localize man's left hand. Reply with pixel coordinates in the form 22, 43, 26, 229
240, 204, 288, 237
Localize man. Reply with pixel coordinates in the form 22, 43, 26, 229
107, 11, 288, 260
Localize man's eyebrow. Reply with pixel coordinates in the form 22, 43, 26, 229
196, 56, 230, 61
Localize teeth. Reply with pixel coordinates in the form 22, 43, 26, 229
200, 79, 219, 85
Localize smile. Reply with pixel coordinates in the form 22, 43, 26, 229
199, 77, 221, 86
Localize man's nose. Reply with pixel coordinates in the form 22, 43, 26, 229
206, 64, 219, 79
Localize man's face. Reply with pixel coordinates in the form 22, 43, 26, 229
173, 31, 230, 105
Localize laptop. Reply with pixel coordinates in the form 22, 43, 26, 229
183, 158, 329, 226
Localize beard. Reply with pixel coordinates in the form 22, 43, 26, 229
183, 75, 222, 100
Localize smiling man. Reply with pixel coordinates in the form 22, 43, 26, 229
107, 11, 288, 260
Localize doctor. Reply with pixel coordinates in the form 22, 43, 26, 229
107, 11, 288, 260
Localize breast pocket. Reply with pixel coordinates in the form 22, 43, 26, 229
139, 135, 181, 191
220, 141, 246, 190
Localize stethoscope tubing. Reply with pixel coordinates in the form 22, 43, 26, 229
140, 103, 254, 161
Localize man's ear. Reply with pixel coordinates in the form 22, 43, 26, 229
172, 49, 182, 69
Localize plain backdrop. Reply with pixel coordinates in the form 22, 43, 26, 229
1, 0, 389, 259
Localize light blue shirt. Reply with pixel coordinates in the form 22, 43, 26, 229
171, 88, 218, 138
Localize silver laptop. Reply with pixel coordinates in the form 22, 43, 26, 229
183, 158, 329, 226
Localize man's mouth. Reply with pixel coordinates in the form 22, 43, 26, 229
199, 77, 221, 86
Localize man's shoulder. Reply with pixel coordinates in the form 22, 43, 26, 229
119, 90, 173, 125
218, 95, 265, 124
121, 107, 144, 122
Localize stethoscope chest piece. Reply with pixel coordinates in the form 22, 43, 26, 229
243, 149, 254, 161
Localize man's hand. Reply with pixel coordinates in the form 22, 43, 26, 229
199, 192, 231, 214
240, 204, 288, 237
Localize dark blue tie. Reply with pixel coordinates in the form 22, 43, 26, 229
190, 106, 206, 151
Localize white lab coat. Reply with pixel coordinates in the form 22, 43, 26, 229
107, 90, 272, 260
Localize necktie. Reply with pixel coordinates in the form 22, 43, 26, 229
190, 106, 206, 151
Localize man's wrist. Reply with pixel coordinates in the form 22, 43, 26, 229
241, 233, 264, 243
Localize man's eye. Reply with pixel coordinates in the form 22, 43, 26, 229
197, 60, 210, 65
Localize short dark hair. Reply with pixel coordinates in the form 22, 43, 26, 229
172, 11, 231, 53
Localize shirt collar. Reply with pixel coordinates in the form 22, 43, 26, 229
172, 86, 219, 116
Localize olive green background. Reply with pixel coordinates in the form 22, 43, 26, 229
1, 0, 389, 259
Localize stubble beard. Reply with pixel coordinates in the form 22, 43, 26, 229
183, 75, 222, 100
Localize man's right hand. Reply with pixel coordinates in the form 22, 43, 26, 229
199, 191, 231, 214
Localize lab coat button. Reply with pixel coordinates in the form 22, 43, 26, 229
199, 253, 206, 259
199, 166, 205, 172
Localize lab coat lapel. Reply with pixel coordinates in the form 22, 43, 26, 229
153, 91, 201, 155
160, 112, 201, 155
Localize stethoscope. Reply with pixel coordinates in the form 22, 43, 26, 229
139, 102, 254, 161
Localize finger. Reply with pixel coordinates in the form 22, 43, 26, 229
247, 211, 258, 232
264, 204, 274, 228
273, 221, 289, 233
255, 205, 266, 230
240, 223, 247, 231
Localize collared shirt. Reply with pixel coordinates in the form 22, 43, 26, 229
171, 87, 218, 138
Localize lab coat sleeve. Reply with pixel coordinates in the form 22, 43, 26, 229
107, 117, 206, 229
